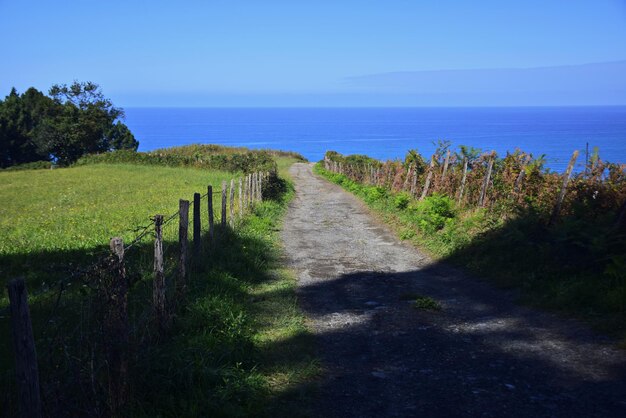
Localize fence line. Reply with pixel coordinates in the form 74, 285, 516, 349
323, 148, 626, 225
3, 170, 270, 417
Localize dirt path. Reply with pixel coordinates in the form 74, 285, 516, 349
280, 163, 626, 417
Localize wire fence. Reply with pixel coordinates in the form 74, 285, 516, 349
323, 146, 626, 227
1, 170, 274, 417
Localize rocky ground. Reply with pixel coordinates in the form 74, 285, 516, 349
281, 162, 626, 418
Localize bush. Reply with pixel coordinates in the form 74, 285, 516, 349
411, 194, 456, 233
2, 160, 52, 171
76, 147, 278, 173
394, 192, 411, 210
365, 186, 387, 203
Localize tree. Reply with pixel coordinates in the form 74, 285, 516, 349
0, 81, 139, 168
35, 81, 138, 165
0, 88, 53, 168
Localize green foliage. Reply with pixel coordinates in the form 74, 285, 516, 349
76, 145, 278, 173
0, 87, 53, 167
323, 150, 379, 167
410, 194, 456, 233
456, 144, 482, 164
365, 186, 387, 203
394, 192, 411, 210
316, 155, 626, 336
0, 160, 316, 416
0, 82, 137, 167
0, 164, 235, 263
0, 160, 52, 171
413, 295, 442, 311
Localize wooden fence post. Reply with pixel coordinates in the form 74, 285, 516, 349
178, 200, 189, 297
242, 177, 246, 212
153, 215, 167, 328
221, 181, 227, 227
457, 157, 469, 203
229, 179, 235, 227
107, 237, 129, 414
7, 278, 42, 418
410, 166, 418, 196
193, 192, 201, 258
207, 185, 214, 242
478, 152, 495, 207
420, 154, 437, 200
549, 150, 579, 226
403, 163, 413, 191
441, 149, 451, 184
243, 174, 250, 211
246, 174, 252, 208
238, 177, 243, 218
250, 173, 256, 203
259, 172, 263, 201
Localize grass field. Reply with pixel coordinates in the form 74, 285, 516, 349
0, 164, 233, 258
0, 155, 317, 416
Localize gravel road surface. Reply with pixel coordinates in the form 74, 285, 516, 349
281, 162, 626, 418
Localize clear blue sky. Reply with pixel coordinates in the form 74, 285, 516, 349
1, 0, 625, 106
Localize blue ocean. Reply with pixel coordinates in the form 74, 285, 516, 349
124, 107, 626, 172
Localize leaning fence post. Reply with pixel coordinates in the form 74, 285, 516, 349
441, 149, 451, 184
549, 150, 579, 226
246, 174, 251, 208
107, 237, 129, 415
420, 154, 437, 200
193, 192, 201, 259
229, 179, 235, 228
221, 181, 227, 228
238, 177, 243, 218
258, 172, 263, 201
207, 186, 214, 242
178, 200, 189, 297
7, 278, 42, 418
457, 157, 469, 203
153, 215, 167, 328
403, 163, 414, 191
252, 172, 257, 202
478, 152, 495, 207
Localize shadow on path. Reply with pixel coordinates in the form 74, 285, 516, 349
281, 163, 626, 417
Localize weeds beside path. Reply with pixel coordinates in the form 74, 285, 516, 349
281, 162, 626, 417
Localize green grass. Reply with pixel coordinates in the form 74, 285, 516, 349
128, 185, 317, 417
314, 163, 626, 341
412, 296, 442, 311
0, 163, 233, 257
0, 155, 316, 416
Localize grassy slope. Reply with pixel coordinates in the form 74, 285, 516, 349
0, 158, 317, 416
314, 164, 626, 341
0, 164, 233, 257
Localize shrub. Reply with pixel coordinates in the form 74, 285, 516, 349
411, 194, 456, 233
365, 186, 387, 203
394, 192, 411, 210
413, 295, 442, 310
76, 147, 278, 173
2, 160, 52, 171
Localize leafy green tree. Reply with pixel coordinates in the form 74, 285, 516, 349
0, 81, 138, 167
35, 81, 138, 165
404, 149, 428, 175
0, 88, 53, 167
